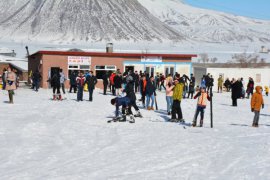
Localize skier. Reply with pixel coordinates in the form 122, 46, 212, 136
192, 87, 211, 127
170, 75, 184, 122
85, 71, 97, 101
124, 75, 142, 117
50, 69, 61, 100
110, 96, 135, 123
251, 86, 264, 127
5, 67, 16, 104
76, 71, 85, 101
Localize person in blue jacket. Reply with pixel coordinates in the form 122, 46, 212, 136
111, 96, 135, 123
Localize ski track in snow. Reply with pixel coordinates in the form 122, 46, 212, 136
0, 88, 269, 180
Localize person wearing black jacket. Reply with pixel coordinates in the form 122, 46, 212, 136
246, 77, 254, 99
124, 76, 142, 117
102, 72, 109, 95
51, 70, 61, 100
114, 73, 123, 96
134, 71, 140, 93
231, 79, 242, 106
86, 71, 97, 101
69, 71, 77, 93
146, 76, 156, 110
32, 70, 42, 91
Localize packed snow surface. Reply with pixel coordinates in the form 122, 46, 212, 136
0, 88, 269, 179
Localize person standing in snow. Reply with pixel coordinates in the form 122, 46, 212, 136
32, 69, 42, 92
217, 75, 223, 93
231, 78, 242, 106
59, 69, 66, 94
76, 71, 85, 101
146, 76, 156, 110
5, 67, 16, 104
85, 71, 97, 102
102, 72, 109, 95
114, 73, 123, 96
2, 68, 7, 90
134, 71, 140, 93
192, 87, 211, 127
69, 71, 77, 93
166, 81, 174, 115
264, 86, 269, 96
170, 76, 184, 122
109, 72, 116, 96
51, 70, 62, 100
246, 77, 254, 99
251, 86, 264, 127
140, 75, 147, 108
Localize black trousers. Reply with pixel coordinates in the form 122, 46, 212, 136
128, 100, 139, 114
103, 83, 108, 95
69, 85, 77, 93
232, 98, 237, 106
135, 82, 139, 93
187, 92, 194, 99
171, 100, 183, 120
53, 86, 60, 94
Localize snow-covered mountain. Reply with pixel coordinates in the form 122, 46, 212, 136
0, 0, 183, 43
138, 0, 270, 43
0, 0, 269, 47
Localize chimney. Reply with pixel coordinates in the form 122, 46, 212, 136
106, 43, 113, 53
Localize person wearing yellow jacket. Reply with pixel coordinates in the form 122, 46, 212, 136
170, 75, 184, 122
251, 86, 264, 127
264, 86, 269, 96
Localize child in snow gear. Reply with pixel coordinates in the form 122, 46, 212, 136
110, 96, 135, 123
85, 71, 97, 101
251, 86, 264, 127
170, 76, 184, 122
192, 87, 211, 127
76, 71, 85, 101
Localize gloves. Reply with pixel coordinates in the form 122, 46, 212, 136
262, 104, 264, 109
251, 108, 254, 112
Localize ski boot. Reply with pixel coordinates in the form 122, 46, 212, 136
192, 120, 197, 127
53, 94, 57, 100
134, 110, 142, 118
119, 115, 126, 122
129, 115, 135, 123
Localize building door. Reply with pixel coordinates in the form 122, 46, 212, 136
165, 67, 174, 77
125, 66, 134, 73
145, 66, 155, 77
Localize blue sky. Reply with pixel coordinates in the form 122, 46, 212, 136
184, 0, 270, 20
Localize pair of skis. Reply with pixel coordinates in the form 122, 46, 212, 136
107, 115, 135, 123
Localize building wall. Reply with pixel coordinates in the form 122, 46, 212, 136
206, 68, 270, 89
37, 54, 192, 89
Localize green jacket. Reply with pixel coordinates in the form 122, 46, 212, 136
218, 77, 223, 86
173, 83, 184, 101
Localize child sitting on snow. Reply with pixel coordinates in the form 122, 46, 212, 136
110, 96, 135, 123
251, 86, 264, 127
192, 87, 211, 127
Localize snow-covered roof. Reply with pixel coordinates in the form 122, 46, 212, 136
0, 55, 28, 71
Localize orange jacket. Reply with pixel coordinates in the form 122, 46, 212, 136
251, 86, 264, 111
194, 91, 210, 107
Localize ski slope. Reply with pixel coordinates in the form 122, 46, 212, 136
0, 88, 269, 179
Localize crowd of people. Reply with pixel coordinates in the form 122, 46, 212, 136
1, 66, 267, 127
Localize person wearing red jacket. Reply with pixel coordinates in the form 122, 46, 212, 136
192, 87, 211, 127
110, 72, 116, 96
76, 71, 86, 101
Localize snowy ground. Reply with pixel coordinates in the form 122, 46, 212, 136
0, 88, 269, 180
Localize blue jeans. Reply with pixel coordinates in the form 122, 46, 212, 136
193, 106, 206, 123
166, 96, 173, 113
146, 94, 155, 108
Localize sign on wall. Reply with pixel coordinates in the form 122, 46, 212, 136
141, 56, 162, 63
68, 56, 91, 65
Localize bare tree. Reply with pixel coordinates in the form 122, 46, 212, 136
210, 57, 218, 63
199, 53, 209, 63
232, 52, 260, 68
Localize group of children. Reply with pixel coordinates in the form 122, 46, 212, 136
110, 72, 265, 128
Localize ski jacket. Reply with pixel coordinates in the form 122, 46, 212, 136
102, 73, 108, 84
172, 83, 184, 101
114, 75, 122, 89
140, 79, 147, 93
194, 92, 210, 107
69, 72, 77, 86
86, 75, 97, 89
146, 80, 156, 96
124, 82, 136, 101
5, 71, 16, 91
218, 77, 224, 87
265, 86, 269, 93
115, 96, 131, 117
76, 76, 85, 87
60, 72, 66, 84
51, 73, 61, 88
33, 71, 42, 81
251, 86, 264, 111
110, 73, 116, 85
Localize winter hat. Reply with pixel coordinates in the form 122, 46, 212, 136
111, 98, 116, 105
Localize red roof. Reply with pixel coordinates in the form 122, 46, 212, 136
31, 50, 197, 59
